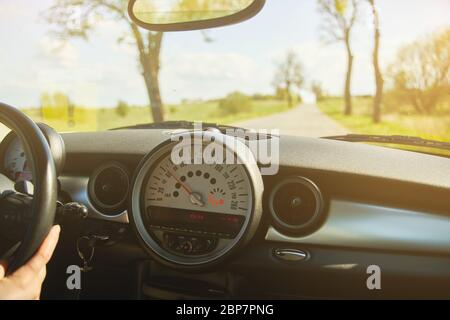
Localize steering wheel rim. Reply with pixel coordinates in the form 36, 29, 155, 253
0, 102, 57, 274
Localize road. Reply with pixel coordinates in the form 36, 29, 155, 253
233, 103, 348, 137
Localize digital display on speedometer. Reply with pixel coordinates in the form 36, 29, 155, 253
144, 154, 253, 218
147, 206, 245, 238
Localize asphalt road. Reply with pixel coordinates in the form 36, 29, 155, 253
233, 103, 348, 137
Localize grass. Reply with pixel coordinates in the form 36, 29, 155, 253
318, 97, 450, 142
23, 99, 290, 132
166, 99, 291, 124
317, 97, 450, 156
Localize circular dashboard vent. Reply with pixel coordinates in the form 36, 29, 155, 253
269, 176, 324, 234
88, 162, 130, 216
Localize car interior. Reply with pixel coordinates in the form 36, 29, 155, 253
0, 0, 449, 300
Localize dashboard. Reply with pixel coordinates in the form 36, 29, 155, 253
2, 126, 450, 298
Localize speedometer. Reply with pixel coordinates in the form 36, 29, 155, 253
145, 159, 252, 228
145, 161, 251, 241
0, 123, 65, 182
3, 136, 32, 182
130, 131, 263, 269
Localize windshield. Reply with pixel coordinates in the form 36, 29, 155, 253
0, 0, 449, 144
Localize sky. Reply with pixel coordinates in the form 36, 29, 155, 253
0, 0, 449, 107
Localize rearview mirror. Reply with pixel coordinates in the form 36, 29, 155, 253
128, 0, 265, 32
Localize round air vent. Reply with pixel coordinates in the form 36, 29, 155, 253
269, 176, 324, 234
88, 162, 130, 216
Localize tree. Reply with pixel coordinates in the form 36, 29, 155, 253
367, 0, 383, 123
387, 29, 450, 114
272, 50, 304, 107
40, 92, 70, 121
116, 100, 130, 117
311, 81, 327, 102
317, 0, 360, 115
45, 0, 165, 122
219, 92, 252, 115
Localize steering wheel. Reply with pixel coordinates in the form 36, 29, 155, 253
0, 102, 57, 274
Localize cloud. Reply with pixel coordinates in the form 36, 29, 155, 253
95, 19, 137, 57
0, 1, 34, 20
167, 52, 255, 80
37, 37, 80, 68
161, 51, 271, 102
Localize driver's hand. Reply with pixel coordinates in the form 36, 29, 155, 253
0, 225, 60, 300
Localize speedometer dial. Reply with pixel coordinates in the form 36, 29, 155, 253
0, 123, 65, 182
145, 159, 251, 217
145, 158, 252, 240
130, 131, 264, 269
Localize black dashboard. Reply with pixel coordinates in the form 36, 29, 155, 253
2, 128, 450, 299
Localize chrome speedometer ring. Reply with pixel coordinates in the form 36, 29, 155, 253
129, 131, 263, 270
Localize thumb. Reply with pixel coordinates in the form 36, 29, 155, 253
0, 260, 7, 279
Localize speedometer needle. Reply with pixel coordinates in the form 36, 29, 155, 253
189, 193, 204, 207
166, 167, 205, 207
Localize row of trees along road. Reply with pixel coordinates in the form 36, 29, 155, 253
387, 29, 450, 115
317, 0, 383, 123
272, 0, 383, 123
46, 1, 447, 125
272, 50, 305, 108
45, 0, 381, 124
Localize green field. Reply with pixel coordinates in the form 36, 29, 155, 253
24, 99, 290, 132
317, 97, 450, 142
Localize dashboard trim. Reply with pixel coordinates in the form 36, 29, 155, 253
269, 176, 324, 233
87, 161, 130, 215
61, 131, 450, 191
59, 176, 129, 223
265, 200, 450, 255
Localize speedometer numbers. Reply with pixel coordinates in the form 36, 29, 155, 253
144, 154, 253, 255
145, 156, 251, 217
